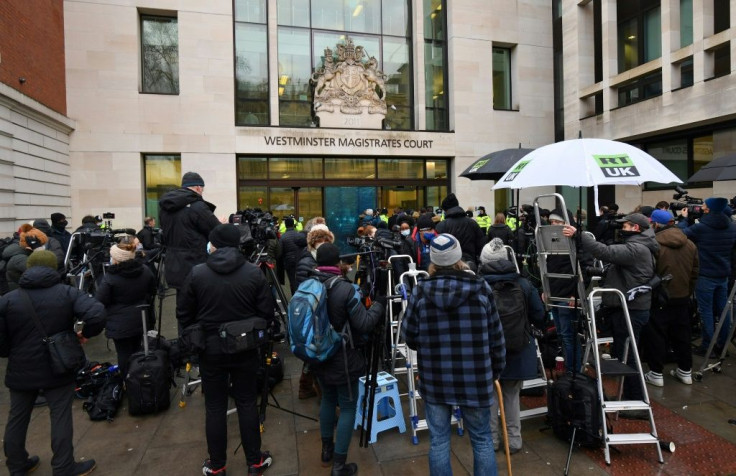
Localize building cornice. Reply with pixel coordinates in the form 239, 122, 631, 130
0, 82, 75, 134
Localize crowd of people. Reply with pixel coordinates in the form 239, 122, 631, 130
0, 169, 735, 475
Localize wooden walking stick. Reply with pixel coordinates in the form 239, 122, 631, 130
494, 379, 512, 476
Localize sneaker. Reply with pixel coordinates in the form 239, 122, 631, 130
644, 371, 664, 387
202, 459, 226, 476
670, 368, 693, 385
248, 451, 272, 475
73, 459, 96, 476
10, 455, 40, 475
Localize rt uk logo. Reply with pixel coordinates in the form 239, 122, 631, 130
504, 160, 530, 181
594, 154, 640, 178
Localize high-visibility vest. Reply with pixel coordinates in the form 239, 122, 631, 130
278, 221, 303, 233
475, 214, 491, 231
506, 217, 518, 231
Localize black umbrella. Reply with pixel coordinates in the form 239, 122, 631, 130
687, 153, 736, 182
460, 146, 534, 181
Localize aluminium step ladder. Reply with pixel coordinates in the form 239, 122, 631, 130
586, 288, 664, 465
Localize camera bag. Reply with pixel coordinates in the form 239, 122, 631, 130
218, 317, 268, 354
547, 373, 604, 447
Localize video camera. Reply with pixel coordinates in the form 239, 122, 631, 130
230, 209, 277, 258
670, 186, 704, 221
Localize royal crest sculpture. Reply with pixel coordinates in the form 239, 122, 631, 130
311, 37, 387, 129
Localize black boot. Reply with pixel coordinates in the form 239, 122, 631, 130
331, 452, 357, 476
321, 439, 334, 467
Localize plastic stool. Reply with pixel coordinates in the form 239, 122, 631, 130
354, 371, 406, 444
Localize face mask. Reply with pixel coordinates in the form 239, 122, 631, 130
57, 220, 68, 228
401, 229, 410, 237
619, 230, 638, 237
423, 232, 435, 241
206, 242, 213, 254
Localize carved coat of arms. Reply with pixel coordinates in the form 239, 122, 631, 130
311, 37, 387, 117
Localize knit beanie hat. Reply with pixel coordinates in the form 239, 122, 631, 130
441, 193, 459, 211
26, 250, 58, 270
316, 242, 341, 266
209, 224, 241, 248
705, 197, 728, 214
182, 171, 205, 188
20, 228, 48, 250
480, 238, 509, 265
109, 244, 136, 263
417, 213, 434, 230
284, 217, 295, 228
430, 233, 462, 267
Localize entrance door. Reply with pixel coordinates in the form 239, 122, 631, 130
324, 186, 377, 255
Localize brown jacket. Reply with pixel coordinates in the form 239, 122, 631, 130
654, 225, 699, 299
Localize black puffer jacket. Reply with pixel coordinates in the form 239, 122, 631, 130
435, 206, 486, 263
0, 266, 105, 390
3, 243, 28, 291
279, 229, 307, 289
309, 267, 384, 386
487, 224, 514, 246
158, 187, 221, 288
294, 247, 317, 289
95, 260, 156, 339
177, 247, 274, 360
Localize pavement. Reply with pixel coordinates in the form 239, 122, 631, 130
2, 293, 736, 476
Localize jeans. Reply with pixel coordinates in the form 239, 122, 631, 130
551, 307, 582, 372
4, 384, 75, 475
200, 352, 262, 467
424, 402, 496, 476
696, 276, 732, 350
611, 308, 649, 400
317, 377, 358, 456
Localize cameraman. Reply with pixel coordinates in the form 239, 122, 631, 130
593, 204, 621, 244
677, 197, 736, 356
563, 213, 658, 410
136, 216, 161, 253
177, 224, 274, 475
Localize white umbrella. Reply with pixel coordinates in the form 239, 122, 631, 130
492, 138, 682, 211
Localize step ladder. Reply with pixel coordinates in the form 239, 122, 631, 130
386, 254, 417, 373
695, 281, 736, 380
586, 288, 664, 465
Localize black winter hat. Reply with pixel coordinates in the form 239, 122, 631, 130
441, 193, 459, 211
316, 243, 341, 266
209, 224, 241, 248
182, 171, 205, 188
284, 217, 295, 228
50, 213, 66, 224
417, 213, 434, 230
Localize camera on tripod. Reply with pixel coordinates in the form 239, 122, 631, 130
230, 209, 277, 258
670, 186, 704, 220
346, 236, 367, 248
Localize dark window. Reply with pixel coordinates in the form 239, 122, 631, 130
492, 47, 512, 110
680, 57, 694, 88
617, 72, 662, 107
425, 0, 448, 131
713, 45, 731, 78
714, 0, 730, 34
617, 1, 661, 73
235, 1, 269, 126
141, 15, 179, 94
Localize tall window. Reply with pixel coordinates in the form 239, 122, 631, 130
235, 0, 269, 125
712, 45, 731, 79
272, 0, 412, 129
679, 0, 693, 47
492, 47, 512, 110
141, 14, 179, 94
714, 0, 730, 34
424, 0, 448, 131
143, 154, 181, 220
617, 1, 661, 73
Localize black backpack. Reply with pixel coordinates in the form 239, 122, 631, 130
83, 368, 124, 422
492, 279, 529, 353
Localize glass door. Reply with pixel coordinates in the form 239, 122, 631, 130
324, 186, 377, 254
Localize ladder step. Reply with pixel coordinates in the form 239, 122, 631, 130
520, 406, 548, 420
522, 378, 548, 390
545, 273, 576, 279
603, 400, 651, 412
596, 359, 641, 377
607, 433, 658, 445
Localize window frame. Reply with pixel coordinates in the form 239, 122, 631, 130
492, 46, 514, 111
140, 13, 180, 95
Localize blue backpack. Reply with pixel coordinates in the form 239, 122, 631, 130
288, 276, 345, 364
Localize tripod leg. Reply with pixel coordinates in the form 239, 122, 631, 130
564, 426, 577, 476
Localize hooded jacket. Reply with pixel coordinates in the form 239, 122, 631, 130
654, 225, 699, 300
177, 247, 274, 361
487, 223, 514, 247
309, 267, 384, 386
479, 260, 544, 381
402, 269, 505, 407
581, 228, 659, 310
680, 212, 736, 279
435, 206, 486, 264
0, 266, 105, 390
95, 259, 156, 339
158, 187, 221, 288
32, 220, 65, 270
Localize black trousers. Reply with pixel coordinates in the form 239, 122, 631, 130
646, 298, 692, 373
114, 335, 142, 377
201, 351, 262, 467
4, 383, 75, 475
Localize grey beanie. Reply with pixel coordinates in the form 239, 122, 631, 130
480, 238, 509, 264
430, 233, 462, 267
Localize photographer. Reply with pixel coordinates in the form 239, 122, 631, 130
136, 216, 162, 253
563, 213, 658, 412
593, 204, 621, 244
677, 197, 736, 356
309, 243, 385, 475
177, 224, 274, 476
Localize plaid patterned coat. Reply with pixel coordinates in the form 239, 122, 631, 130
401, 269, 505, 407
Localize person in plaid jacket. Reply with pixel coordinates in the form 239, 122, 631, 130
401, 233, 506, 476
